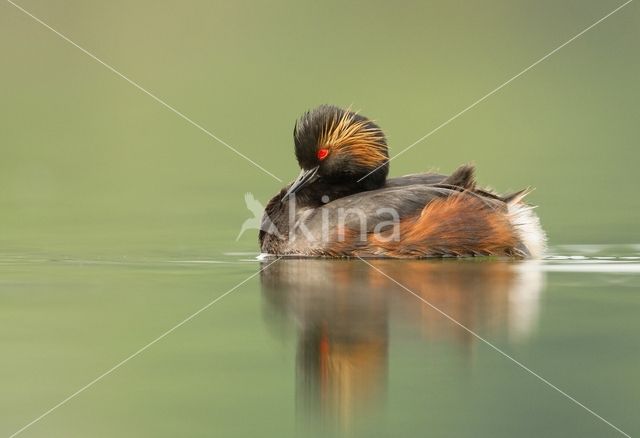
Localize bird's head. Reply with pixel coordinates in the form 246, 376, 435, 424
282, 105, 389, 201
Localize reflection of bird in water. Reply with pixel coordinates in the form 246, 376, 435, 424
261, 260, 388, 427
260, 259, 544, 431
369, 260, 545, 345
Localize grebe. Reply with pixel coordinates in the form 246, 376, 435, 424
259, 105, 545, 258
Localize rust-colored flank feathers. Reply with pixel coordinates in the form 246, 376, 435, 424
260, 105, 546, 259
369, 194, 522, 258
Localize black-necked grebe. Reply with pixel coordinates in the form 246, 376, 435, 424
259, 105, 545, 258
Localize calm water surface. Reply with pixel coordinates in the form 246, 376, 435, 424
1, 244, 638, 437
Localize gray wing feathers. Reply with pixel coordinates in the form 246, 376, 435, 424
292, 185, 455, 245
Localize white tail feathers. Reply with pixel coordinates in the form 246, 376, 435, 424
508, 200, 547, 258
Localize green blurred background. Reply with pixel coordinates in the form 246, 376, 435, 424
1, 0, 638, 258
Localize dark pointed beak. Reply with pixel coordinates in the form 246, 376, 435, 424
281, 166, 319, 202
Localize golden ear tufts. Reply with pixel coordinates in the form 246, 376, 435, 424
318, 110, 387, 167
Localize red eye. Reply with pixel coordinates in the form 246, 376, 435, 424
317, 148, 329, 161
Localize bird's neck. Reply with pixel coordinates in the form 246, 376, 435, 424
296, 175, 389, 207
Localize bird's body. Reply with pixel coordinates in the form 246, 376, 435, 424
259, 106, 545, 258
